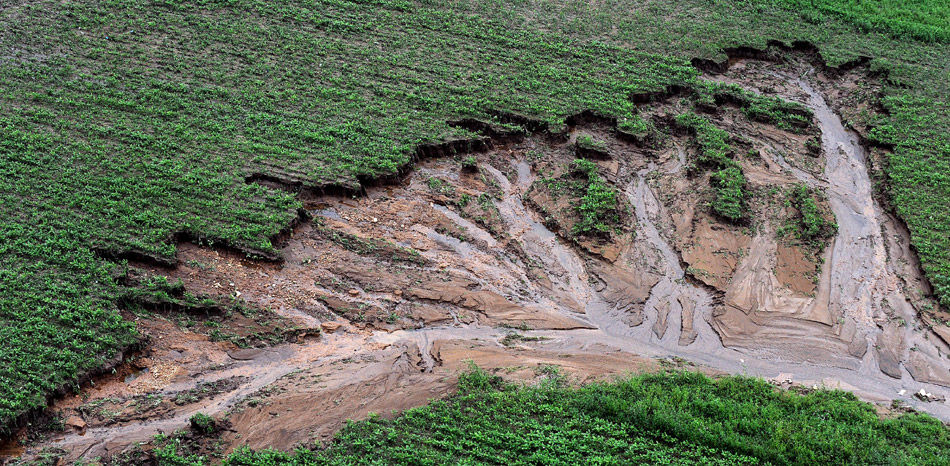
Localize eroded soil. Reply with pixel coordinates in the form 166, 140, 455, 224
7, 57, 950, 463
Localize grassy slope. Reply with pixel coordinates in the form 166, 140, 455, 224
0, 0, 948, 430
774, 0, 950, 42
155, 370, 949, 465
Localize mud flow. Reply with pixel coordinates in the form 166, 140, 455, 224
9, 57, 950, 461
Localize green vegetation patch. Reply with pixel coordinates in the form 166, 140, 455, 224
710, 167, 750, 223
675, 112, 750, 222
213, 369, 950, 465
675, 111, 736, 169
617, 114, 655, 137
189, 412, 216, 435
0, 233, 137, 431
574, 132, 610, 157
569, 159, 622, 237
693, 81, 814, 132
784, 183, 838, 246
771, 0, 950, 43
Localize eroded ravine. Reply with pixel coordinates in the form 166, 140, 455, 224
18, 60, 950, 462
788, 71, 948, 387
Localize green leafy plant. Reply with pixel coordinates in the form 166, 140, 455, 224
788, 183, 838, 245
711, 167, 749, 222
189, 412, 216, 435
570, 159, 621, 236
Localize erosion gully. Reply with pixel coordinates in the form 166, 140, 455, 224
15, 61, 950, 461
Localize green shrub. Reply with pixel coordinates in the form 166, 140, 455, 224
788, 183, 837, 244
711, 167, 749, 222
575, 133, 609, 152
189, 412, 216, 434
570, 159, 620, 236
459, 155, 478, 172
618, 114, 653, 136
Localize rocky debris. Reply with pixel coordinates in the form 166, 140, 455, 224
876, 326, 905, 379
769, 373, 795, 389
320, 322, 343, 334
65, 416, 86, 432
905, 351, 950, 387
652, 301, 670, 339
914, 389, 946, 403
677, 295, 699, 346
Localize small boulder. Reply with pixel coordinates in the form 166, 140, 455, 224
65, 415, 86, 431
321, 322, 343, 334
914, 388, 946, 403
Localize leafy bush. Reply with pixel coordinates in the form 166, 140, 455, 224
787, 183, 838, 245
618, 114, 653, 136
189, 412, 216, 434
575, 133, 609, 152
570, 159, 620, 236
459, 155, 478, 172
711, 167, 749, 222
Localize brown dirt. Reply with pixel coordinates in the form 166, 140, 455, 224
679, 214, 751, 290
775, 242, 818, 295
219, 339, 667, 453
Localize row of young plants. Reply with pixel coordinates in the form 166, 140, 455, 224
141, 368, 950, 465
770, 0, 950, 43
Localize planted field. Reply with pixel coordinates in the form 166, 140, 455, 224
1, 0, 949, 462
142, 369, 950, 465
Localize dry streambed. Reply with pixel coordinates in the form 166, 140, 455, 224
11, 59, 950, 462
